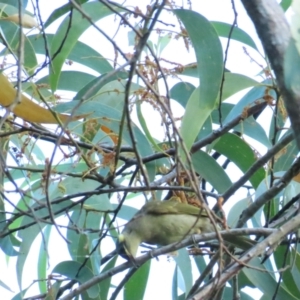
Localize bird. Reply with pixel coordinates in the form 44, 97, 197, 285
117, 199, 256, 260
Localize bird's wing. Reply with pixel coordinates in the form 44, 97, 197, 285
141, 200, 209, 218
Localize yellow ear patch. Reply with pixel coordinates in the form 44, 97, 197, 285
118, 234, 125, 243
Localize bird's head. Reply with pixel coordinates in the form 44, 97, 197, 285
116, 229, 141, 260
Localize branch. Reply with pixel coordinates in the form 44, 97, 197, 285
125, 101, 268, 165
191, 213, 300, 299
220, 131, 294, 203
237, 156, 300, 228
61, 227, 274, 300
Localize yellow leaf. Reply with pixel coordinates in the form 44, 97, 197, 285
0, 73, 73, 124
293, 173, 300, 183
2, 14, 38, 29
0, 73, 119, 144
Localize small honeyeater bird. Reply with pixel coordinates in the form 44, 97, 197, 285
117, 200, 256, 260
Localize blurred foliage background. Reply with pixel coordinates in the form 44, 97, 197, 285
0, 0, 300, 299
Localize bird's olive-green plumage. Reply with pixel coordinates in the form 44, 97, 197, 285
117, 200, 255, 259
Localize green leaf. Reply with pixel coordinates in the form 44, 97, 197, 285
223, 83, 274, 124
219, 73, 260, 101
0, 0, 28, 9
174, 9, 223, 153
0, 278, 13, 292
44, 0, 89, 28
67, 39, 113, 73
124, 260, 151, 300
28, 34, 113, 74
243, 258, 298, 299
274, 132, 298, 172
235, 116, 271, 148
67, 210, 87, 261
0, 235, 19, 256
37, 71, 96, 92
170, 82, 195, 108
52, 260, 99, 298
211, 21, 258, 51
75, 73, 128, 107
227, 197, 252, 228
213, 133, 265, 188
284, 38, 300, 95
11, 287, 29, 300
172, 265, 179, 300
65, 193, 107, 264
217, 109, 270, 156
192, 150, 232, 193
211, 102, 270, 147
55, 100, 152, 156
113, 204, 139, 222
172, 265, 186, 300
136, 100, 164, 152
99, 256, 118, 300
197, 116, 213, 140
38, 225, 51, 294
269, 98, 288, 142
16, 199, 75, 289
223, 286, 256, 300
193, 256, 208, 282
211, 102, 233, 123
174, 63, 199, 77
179, 87, 210, 153
157, 33, 172, 56
44, 281, 62, 300
0, 21, 37, 73
49, 1, 122, 91
280, 0, 292, 11
273, 247, 300, 298
174, 249, 193, 295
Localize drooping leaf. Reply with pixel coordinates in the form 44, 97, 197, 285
37, 225, 51, 294
280, 0, 292, 11
170, 82, 195, 108
0, 0, 28, 9
174, 9, 223, 154
99, 255, 118, 300
124, 260, 151, 300
274, 132, 298, 172
219, 73, 260, 101
273, 246, 300, 298
0, 21, 37, 73
49, 1, 123, 91
242, 258, 298, 299
74, 72, 128, 105
44, 0, 89, 28
213, 133, 266, 188
37, 71, 96, 93
174, 249, 193, 296
28, 34, 113, 74
284, 38, 300, 96
16, 199, 75, 289
52, 260, 99, 298
211, 21, 259, 51
192, 150, 232, 193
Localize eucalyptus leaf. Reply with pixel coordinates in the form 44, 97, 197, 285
52, 260, 99, 298
175, 9, 223, 154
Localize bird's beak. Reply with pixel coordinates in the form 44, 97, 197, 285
116, 234, 132, 260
